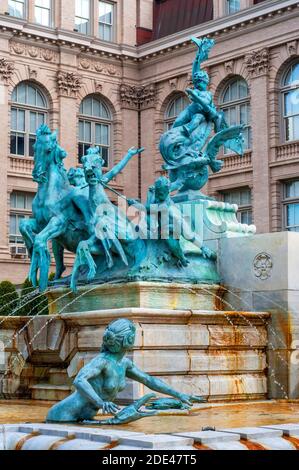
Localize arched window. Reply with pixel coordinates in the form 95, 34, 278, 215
10, 82, 48, 157
220, 78, 251, 152
164, 94, 189, 130
281, 62, 299, 142
78, 95, 112, 166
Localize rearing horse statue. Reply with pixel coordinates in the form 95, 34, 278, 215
20, 124, 142, 291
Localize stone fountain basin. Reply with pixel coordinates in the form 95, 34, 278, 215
1, 401, 299, 450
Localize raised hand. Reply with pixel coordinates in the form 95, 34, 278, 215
127, 146, 145, 158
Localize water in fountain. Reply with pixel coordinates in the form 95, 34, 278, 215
0, 289, 49, 328
0, 284, 101, 389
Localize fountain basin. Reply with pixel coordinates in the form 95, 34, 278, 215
0, 306, 269, 402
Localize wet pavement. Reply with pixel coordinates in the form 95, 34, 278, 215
1, 400, 299, 434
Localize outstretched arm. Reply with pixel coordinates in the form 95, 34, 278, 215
191, 36, 215, 83
73, 359, 119, 414
103, 147, 144, 183
126, 362, 193, 406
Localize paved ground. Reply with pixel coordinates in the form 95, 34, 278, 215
2, 400, 299, 450
2, 399, 299, 433
2, 422, 299, 450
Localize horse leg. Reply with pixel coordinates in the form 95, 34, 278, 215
19, 218, 38, 258
52, 240, 66, 280
30, 216, 66, 291
71, 238, 100, 292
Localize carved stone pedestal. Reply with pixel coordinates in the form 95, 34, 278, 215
0, 302, 269, 403
47, 282, 224, 314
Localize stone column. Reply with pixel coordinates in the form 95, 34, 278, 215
0, 1, 8, 14
59, 0, 76, 31
0, 55, 13, 259
119, 83, 145, 200
140, 104, 157, 200
246, 48, 271, 233
137, 0, 154, 30
120, 0, 137, 46
57, 53, 82, 169
27, 0, 35, 23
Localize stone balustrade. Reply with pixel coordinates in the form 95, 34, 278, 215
9, 156, 34, 175
275, 141, 299, 161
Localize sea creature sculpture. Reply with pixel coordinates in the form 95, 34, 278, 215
159, 36, 244, 195
146, 396, 206, 411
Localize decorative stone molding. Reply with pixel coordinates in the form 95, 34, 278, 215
9, 42, 58, 62
224, 60, 235, 75
253, 252, 273, 280
78, 57, 120, 76
57, 71, 82, 98
287, 40, 298, 57
168, 77, 178, 90
119, 83, 156, 109
245, 48, 270, 78
94, 80, 103, 92
0, 58, 14, 83
27, 66, 38, 80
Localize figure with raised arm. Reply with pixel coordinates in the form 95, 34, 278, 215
70, 146, 145, 291
128, 176, 216, 264
172, 37, 224, 135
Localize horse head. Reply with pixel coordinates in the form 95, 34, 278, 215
33, 124, 67, 184
82, 147, 105, 186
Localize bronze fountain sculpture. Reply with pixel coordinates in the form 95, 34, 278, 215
21, 37, 245, 425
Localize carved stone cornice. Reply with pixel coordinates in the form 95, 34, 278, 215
78, 57, 120, 77
119, 83, 156, 109
0, 58, 14, 84
245, 48, 270, 78
56, 71, 82, 98
9, 41, 58, 62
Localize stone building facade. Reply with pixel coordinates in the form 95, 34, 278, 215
0, 0, 298, 283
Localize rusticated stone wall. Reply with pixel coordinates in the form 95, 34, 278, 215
0, 308, 269, 403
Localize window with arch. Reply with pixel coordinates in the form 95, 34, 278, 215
10, 82, 48, 158
164, 94, 189, 130
281, 62, 299, 142
78, 95, 112, 166
220, 78, 251, 153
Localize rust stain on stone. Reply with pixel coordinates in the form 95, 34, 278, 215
282, 435, 299, 450
101, 440, 119, 450
193, 442, 212, 451
240, 439, 267, 450
48, 434, 76, 450
15, 432, 41, 450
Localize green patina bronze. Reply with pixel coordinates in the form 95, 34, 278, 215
46, 319, 204, 425
21, 37, 245, 293
23, 38, 247, 424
